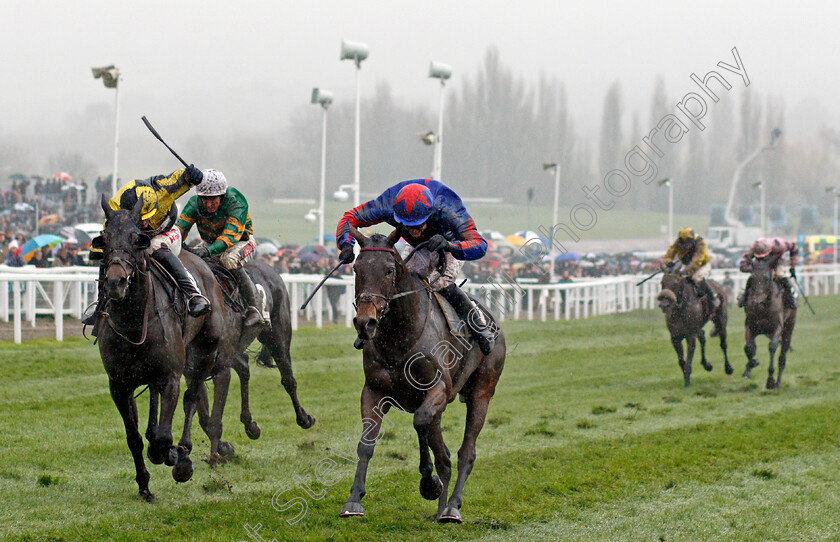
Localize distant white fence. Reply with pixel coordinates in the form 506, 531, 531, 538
2, 264, 839, 344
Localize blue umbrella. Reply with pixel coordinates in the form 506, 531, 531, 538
555, 252, 581, 261
20, 234, 64, 262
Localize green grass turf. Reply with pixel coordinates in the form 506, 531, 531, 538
247, 199, 709, 247
1, 296, 839, 541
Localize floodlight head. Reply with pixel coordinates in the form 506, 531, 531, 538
333, 189, 349, 202
542, 163, 557, 171
417, 131, 436, 145
340, 40, 369, 64
91, 65, 119, 88
428, 61, 453, 81
304, 210, 318, 222
657, 178, 671, 186
311, 88, 334, 107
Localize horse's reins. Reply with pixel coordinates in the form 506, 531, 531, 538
102, 252, 153, 346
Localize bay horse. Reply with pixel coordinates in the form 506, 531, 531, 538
339, 227, 506, 523
741, 256, 797, 389
657, 267, 732, 387
95, 194, 224, 501
190, 259, 316, 464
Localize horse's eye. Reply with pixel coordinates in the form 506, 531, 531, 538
385, 267, 394, 275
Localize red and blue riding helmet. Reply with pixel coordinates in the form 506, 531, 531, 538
393, 183, 434, 226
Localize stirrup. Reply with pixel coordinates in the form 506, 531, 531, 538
243, 306, 266, 327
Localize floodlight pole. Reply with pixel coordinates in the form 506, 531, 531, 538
311, 90, 332, 246
758, 182, 766, 235
111, 75, 120, 196
544, 163, 561, 283
658, 178, 673, 241
341, 41, 369, 207
829, 187, 839, 272
433, 79, 445, 180
352, 61, 361, 206
428, 61, 452, 181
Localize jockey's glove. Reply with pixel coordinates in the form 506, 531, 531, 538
185, 164, 204, 186
192, 246, 210, 259
339, 244, 355, 264
426, 234, 452, 253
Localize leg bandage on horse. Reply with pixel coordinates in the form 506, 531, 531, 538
152, 247, 210, 317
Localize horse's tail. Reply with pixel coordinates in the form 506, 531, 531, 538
255, 344, 276, 368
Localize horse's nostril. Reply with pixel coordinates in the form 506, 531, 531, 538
365, 319, 378, 332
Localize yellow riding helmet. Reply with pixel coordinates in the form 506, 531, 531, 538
677, 228, 697, 242
111, 183, 159, 221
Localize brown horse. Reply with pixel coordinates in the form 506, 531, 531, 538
95, 195, 224, 501
741, 256, 796, 389
191, 259, 315, 464
339, 227, 506, 523
657, 268, 732, 387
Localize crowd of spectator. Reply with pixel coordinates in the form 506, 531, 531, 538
1, 174, 113, 268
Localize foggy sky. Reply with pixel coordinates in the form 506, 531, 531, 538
2, 0, 839, 178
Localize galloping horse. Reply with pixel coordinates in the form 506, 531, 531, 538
339, 227, 505, 523
741, 256, 796, 389
657, 267, 732, 387
95, 195, 224, 501
191, 259, 315, 464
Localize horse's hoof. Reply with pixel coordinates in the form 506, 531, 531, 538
742, 370, 752, 379
207, 452, 222, 466
420, 475, 443, 501
139, 489, 156, 503
702, 362, 713, 372
725, 364, 734, 376
766, 379, 777, 390
172, 457, 193, 483
297, 413, 316, 430
437, 506, 462, 524
340, 501, 365, 517
164, 447, 178, 467
218, 441, 235, 458
245, 421, 261, 440
147, 444, 166, 465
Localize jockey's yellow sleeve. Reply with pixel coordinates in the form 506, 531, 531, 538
109, 168, 193, 232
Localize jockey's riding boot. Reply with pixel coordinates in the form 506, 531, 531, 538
232, 266, 267, 328
694, 279, 719, 311
81, 265, 106, 326
784, 279, 798, 309
439, 283, 495, 355
738, 277, 751, 308
152, 248, 210, 317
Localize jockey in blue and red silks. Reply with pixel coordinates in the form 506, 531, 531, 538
335, 178, 494, 354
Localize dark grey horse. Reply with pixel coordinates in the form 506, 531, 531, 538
191, 259, 315, 464
339, 227, 506, 523
657, 269, 732, 387
741, 256, 797, 389
95, 195, 224, 501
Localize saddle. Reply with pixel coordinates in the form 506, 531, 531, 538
431, 288, 498, 342
203, 258, 248, 314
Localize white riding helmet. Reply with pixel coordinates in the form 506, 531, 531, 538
195, 169, 228, 196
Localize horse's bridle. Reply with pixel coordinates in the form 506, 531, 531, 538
354, 247, 430, 320
101, 248, 152, 345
